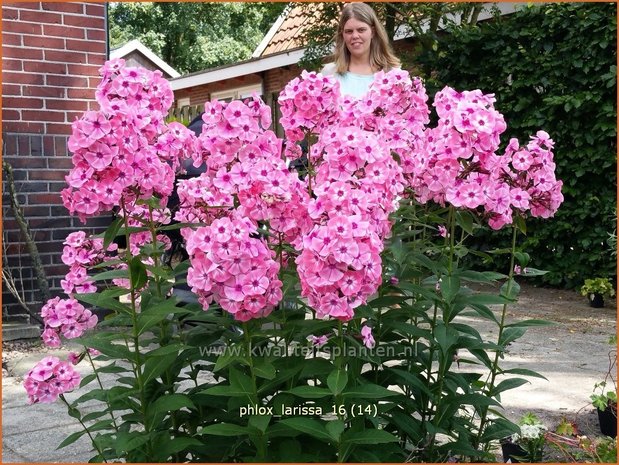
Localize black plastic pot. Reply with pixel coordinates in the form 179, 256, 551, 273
589, 293, 605, 308
597, 403, 617, 437
501, 441, 527, 463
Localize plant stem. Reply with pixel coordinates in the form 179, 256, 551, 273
60, 394, 107, 462
120, 199, 151, 458
85, 349, 119, 431
474, 225, 519, 450
242, 322, 267, 460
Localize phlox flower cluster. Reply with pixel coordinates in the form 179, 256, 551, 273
177, 97, 312, 249
501, 131, 564, 223
40, 297, 98, 348
185, 215, 283, 322
62, 58, 196, 222
278, 70, 341, 159
60, 231, 117, 295
295, 127, 402, 320
280, 70, 429, 321
24, 356, 80, 404
402, 86, 563, 229
340, 70, 430, 147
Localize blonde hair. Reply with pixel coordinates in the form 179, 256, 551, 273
334, 3, 400, 74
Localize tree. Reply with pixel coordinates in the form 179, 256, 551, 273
109, 2, 287, 74
297, 2, 487, 75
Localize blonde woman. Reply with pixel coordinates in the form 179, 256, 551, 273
321, 3, 401, 98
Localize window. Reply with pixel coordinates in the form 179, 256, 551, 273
211, 84, 262, 103
177, 97, 190, 108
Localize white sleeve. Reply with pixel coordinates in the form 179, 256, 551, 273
320, 62, 337, 76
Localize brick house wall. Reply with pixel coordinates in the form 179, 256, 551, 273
174, 73, 263, 107
2, 2, 108, 322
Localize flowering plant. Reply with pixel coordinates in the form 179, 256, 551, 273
506, 413, 547, 462
591, 336, 617, 414
580, 277, 616, 298
23, 60, 564, 463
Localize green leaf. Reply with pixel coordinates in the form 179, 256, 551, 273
145, 343, 185, 357
326, 419, 346, 442
480, 418, 521, 442
81, 410, 110, 422
514, 252, 530, 267
89, 268, 131, 282
56, 430, 86, 450
460, 270, 507, 283
286, 386, 332, 399
254, 360, 276, 380
96, 364, 131, 374
457, 393, 501, 408
500, 278, 520, 300
156, 437, 203, 459
368, 295, 411, 308
248, 415, 271, 433
150, 394, 195, 416
136, 299, 188, 335
115, 432, 151, 454
214, 347, 246, 372
501, 367, 548, 380
341, 429, 399, 445
229, 367, 256, 401
79, 373, 97, 389
499, 327, 526, 346
327, 369, 348, 396
514, 215, 527, 235
521, 267, 549, 277
342, 384, 399, 399
440, 274, 461, 303
199, 423, 249, 436
73, 292, 131, 314
279, 418, 331, 442
103, 216, 124, 250
493, 378, 530, 396
388, 369, 432, 396
128, 256, 148, 290
455, 210, 475, 234
434, 323, 459, 355
504, 319, 554, 328
142, 353, 177, 385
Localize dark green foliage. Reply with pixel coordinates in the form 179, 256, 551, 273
109, 2, 288, 74
419, 3, 617, 287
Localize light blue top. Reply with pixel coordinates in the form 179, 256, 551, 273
321, 63, 375, 99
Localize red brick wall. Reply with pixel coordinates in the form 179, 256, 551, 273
174, 73, 263, 107
2, 2, 108, 322
264, 65, 302, 96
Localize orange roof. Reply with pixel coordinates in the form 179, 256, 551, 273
258, 4, 333, 57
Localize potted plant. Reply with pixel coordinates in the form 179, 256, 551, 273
580, 277, 615, 308
501, 413, 547, 462
591, 336, 617, 437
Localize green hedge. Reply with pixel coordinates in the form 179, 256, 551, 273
420, 3, 617, 287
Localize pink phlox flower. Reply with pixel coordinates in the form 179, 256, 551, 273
361, 325, 375, 349
24, 356, 80, 404
308, 334, 329, 348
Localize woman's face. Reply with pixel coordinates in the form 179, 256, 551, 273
342, 17, 374, 60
